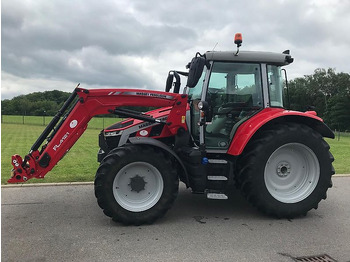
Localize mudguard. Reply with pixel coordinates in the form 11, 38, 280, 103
128, 137, 189, 187
228, 108, 334, 156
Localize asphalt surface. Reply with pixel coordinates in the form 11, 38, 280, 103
2, 177, 350, 262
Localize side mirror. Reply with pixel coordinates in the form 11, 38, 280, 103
165, 71, 181, 93
165, 72, 174, 92
186, 56, 206, 88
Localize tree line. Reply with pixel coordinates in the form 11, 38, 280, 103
1, 68, 350, 130
287, 68, 350, 131
1, 90, 71, 116
1, 90, 155, 117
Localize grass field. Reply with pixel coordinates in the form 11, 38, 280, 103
325, 134, 350, 175
1, 120, 349, 184
1, 116, 122, 185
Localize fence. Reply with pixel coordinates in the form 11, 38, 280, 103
1, 115, 122, 130
334, 130, 350, 141
2, 115, 349, 139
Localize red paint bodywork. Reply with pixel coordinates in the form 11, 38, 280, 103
104, 107, 174, 139
9, 88, 188, 183
8, 87, 329, 184
227, 107, 325, 156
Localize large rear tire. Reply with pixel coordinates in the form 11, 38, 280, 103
237, 123, 334, 218
94, 145, 179, 225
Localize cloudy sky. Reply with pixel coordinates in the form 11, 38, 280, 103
2, 0, 350, 99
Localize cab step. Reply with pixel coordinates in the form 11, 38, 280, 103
206, 191, 228, 200
208, 159, 228, 164
207, 175, 228, 181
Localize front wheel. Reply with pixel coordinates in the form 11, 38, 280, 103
94, 145, 179, 225
238, 123, 334, 218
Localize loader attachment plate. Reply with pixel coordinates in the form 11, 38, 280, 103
8, 154, 38, 183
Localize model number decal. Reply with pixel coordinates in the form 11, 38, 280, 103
138, 122, 153, 129
53, 132, 70, 151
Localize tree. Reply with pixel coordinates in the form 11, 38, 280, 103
288, 68, 350, 131
1, 90, 70, 116
324, 95, 350, 131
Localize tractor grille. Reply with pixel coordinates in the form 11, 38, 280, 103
294, 254, 337, 262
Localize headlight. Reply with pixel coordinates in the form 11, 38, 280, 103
197, 101, 208, 110
104, 130, 123, 137
198, 101, 204, 110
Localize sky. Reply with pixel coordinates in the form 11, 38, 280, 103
1, 0, 350, 99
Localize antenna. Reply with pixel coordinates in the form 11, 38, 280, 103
212, 42, 218, 51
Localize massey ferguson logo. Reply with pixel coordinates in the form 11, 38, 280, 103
118, 91, 174, 100
53, 132, 70, 151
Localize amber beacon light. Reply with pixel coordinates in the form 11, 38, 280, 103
234, 33, 243, 55
234, 33, 243, 47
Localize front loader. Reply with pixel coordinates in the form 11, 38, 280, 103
9, 34, 335, 225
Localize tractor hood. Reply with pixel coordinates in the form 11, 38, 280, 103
98, 107, 174, 161
104, 107, 171, 134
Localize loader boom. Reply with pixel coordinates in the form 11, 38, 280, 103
9, 87, 188, 183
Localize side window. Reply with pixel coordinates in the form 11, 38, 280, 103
267, 65, 284, 107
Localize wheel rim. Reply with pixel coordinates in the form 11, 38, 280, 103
113, 162, 164, 212
264, 143, 320, 203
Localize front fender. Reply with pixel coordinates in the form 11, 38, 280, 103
128, 137, 189, 187
227, 108, 334, 156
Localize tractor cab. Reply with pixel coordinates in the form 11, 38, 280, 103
186, 46, 293, 152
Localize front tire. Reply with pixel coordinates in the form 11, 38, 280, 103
238, 123, 334, 218
94, 145, 179, 225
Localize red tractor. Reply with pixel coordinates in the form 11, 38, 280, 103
9, 35, 335, 225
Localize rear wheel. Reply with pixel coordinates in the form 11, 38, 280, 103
238, 123, 334, 218
94, 145, 179, 225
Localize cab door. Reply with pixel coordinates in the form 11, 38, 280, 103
203, 62, 264, 150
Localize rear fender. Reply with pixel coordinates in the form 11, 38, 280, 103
128, 137, 189, 187
227, 108, 334, 156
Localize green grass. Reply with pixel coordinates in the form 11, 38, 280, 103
325, 133, 350, 175
1, 121, 349, 184
1, 118, 120, 184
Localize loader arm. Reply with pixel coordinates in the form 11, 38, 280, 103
9, 87, 188, 183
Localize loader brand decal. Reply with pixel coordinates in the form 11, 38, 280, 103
121, 91, 175, 100
139, 130, 148, 136
53, 132, 70, 151
70, 120, 78, 128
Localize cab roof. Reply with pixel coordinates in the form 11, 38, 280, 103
204, 50, 294, 66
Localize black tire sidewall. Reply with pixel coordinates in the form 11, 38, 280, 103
247, 124, 332, 216
98, 146, 178, 224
